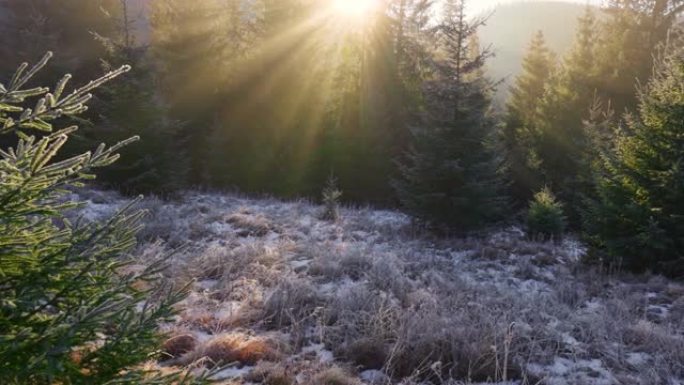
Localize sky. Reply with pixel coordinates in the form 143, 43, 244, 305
466, 0, 603, 15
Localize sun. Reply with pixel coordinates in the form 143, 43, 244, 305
332, 0, 380, 19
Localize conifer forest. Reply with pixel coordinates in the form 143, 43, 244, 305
1, 1, 684, 384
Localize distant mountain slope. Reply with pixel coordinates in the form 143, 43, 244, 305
479, 1, 598, 103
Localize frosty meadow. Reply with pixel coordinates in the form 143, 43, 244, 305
1, 0, 684, 384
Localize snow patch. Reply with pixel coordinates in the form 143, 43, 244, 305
301, 343, 334, 363
359, 369, 389, 384
528, 357, 616, 385
211, 365, 253, 380
80, 200, 121, 221
625, 352, 651, 367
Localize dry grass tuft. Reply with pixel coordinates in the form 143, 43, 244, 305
671, 295, 684, 321
227, 213, 274, 237
191, 245, 234, 280
191, 242, 282, 285
263, 279, 322, 328
161, 334, 198, 359
340, 338, 388, 370
308, 248, 375, 281
191, 333, 281, 367
135, 198, 189, 246
246, 362, 294, 385
181, 309, 218, 333
337, 250, 373, 280
366, 256, 412, 303
325, 284, 399, 372
312, 366, 361, 385
308, 255, 341, 280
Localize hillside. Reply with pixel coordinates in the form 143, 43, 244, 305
479, 1, 597, 103
74, 189, 684, 385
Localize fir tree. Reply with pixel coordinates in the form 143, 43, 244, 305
0, 0, 120, 155
394, 0, 506, 232
596, 0, 684, 114
534, 7, 600, 225
321, 173, 343, 222
0, 0, 119, 78
150, 0, 243, 184
584, 40, 684, 277
94, 62, 188, 195
503, 30, 555, 205
317, 0, 435, 204
0, 54, 205, 383
527, 187, 566, 241
82, 1, 189, 195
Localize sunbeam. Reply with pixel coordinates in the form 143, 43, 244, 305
331, 0, 381, 23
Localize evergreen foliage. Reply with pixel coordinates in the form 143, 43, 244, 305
584, 40, 684, 277
0, 54, 200, 383
527, 187, 566, 241
195, 0, 434, 204
0, 0, 119, 79
532, 7, 600, 225
315, 0, 434, 204
1, 0, 436, 204
150, 0, 246, 185
394, 0, 506, 231
234, 0, 335, 198
596, 0, 684, 114
503, 30, 555, 205
501, 2, 683, 230
84, 4, 189, 196
93, 55, 188, 195
504, 2, 681, 228
321, 173, 343, 222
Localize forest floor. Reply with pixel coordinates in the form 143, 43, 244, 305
73, 189, 684, 385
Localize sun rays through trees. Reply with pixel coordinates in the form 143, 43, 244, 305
146, 0, 432, 203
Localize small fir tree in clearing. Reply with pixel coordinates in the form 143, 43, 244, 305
584, 40, 684, 277
321, 173, 343, 221
527, 187, 566, 241
0, 53, 207, 384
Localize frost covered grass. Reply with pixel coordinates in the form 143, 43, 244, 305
74, 189, 684, 385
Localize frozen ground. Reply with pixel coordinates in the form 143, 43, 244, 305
72, 189, 684, 385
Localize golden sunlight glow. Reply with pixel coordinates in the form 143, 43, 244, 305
332, 0, 380, 19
